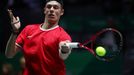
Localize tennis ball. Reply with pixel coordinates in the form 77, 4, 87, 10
95, 46, 106, 56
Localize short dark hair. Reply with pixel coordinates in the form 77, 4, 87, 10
46, 0, 63, 8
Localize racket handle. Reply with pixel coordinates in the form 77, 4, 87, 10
66, 42, 79, 48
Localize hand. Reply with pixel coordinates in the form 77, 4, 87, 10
8, 9, 21, 32
59, 40, 71, 53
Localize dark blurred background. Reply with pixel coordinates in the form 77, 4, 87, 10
0, 0, 134, 75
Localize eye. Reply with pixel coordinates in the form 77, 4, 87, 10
46, 5, 52, 9
53, 5, 60, 9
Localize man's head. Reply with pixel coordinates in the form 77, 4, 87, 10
46, 0, 63, 8
44, 0, 64, 24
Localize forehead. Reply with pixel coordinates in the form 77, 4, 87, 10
46, 1, 61, 6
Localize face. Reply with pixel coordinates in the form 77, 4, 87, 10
44, 1, 64, 23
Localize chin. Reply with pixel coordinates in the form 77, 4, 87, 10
48, 19, 57, 24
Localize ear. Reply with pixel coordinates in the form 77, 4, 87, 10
60, 9, 64, 16
44, 7, 47, 14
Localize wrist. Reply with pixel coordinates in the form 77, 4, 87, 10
11, 30, 19, 34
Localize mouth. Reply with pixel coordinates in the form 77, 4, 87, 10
48, 14, 55, 18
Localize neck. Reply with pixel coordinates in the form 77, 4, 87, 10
42, 21, 58, 29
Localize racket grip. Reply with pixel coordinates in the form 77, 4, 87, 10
66, 42, 79, 48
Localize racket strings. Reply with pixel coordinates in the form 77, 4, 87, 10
93, 29, 122, 61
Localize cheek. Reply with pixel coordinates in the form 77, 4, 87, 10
43, 8, 45, 13
56, 11, 62, 16
44, 10, 47, 14
44, 8, 48, 14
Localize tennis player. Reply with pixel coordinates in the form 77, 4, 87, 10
5, 0, 72, 75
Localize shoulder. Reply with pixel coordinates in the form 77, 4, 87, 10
24, 24, 40, 29
57, 26, 72, 41
57, 26, 67, 32
54, 26, 69, 35
21, 24, 41, 33
57, 26, 71, 36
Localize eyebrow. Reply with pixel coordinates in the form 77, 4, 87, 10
46, 3, 61, 6
46, 4, 61, 8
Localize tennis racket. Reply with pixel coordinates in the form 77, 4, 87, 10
66, 28, 123, 62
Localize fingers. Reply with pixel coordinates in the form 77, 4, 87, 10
7, 9, 16, 22
65, 40, 71, 43
8, 9, 20, 25
60, 40, 71, 46
59, 41, 72, 54
59, 41, 71, 50
16, 16, 20, 21
11, 16, 20, 24
60, 41, 67, 46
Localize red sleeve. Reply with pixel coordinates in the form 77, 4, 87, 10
15, 25, 29, 48
59, 28, 72, 42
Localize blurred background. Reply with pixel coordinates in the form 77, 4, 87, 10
0, 0, 134, 75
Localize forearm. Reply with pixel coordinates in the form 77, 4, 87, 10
5, 33, 18, 58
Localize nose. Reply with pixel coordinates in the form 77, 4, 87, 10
50, 7, 54, 13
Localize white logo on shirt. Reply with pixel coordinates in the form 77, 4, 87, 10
27, 36, 32, 39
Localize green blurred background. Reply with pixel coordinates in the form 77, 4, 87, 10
0, 50, 123, 75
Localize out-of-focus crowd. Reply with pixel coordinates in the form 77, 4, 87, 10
1, 56, 25, 75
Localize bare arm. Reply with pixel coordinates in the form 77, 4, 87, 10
5, 10, 21, 58
59, 40, 72, 60
5, 34, 19, 58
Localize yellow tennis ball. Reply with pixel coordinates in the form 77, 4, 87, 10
95, 46, 106, 56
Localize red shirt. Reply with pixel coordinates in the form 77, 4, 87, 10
16, 24, 71, 75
